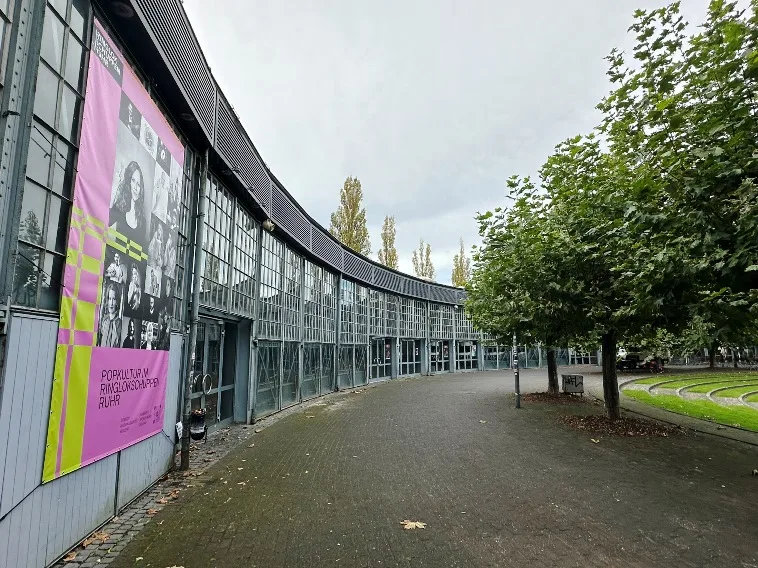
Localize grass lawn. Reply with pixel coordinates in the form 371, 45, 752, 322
712, 383, 758, 398
686, 379, 758, 394
624, 390, 758, 432
629, 372, 758, 390
747, 393, 758, 403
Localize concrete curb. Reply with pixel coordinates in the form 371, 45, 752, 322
588, 386, 758, 447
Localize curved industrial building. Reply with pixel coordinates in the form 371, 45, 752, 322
0, 1, 594, 565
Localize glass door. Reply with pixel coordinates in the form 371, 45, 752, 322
190, 320, 226, 428
370, 338, 391, 381
430, 340, 450, 373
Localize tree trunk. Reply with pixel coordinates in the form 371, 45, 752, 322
601, 330, 620, 420
709, 341, 716, 369
547, 348, 559, 395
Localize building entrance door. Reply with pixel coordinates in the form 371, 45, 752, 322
429, 340, 450, 373
400, 339, 421, 375
191, 320, 234, 428
370, 338, 392, 381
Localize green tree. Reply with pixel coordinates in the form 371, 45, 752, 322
377, 215, 398, 269
467, 177, 584, 395
329, 176, 371, 256
412, 239, 435, 280
451, 238, 471, 287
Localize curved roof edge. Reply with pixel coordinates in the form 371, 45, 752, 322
129, 0, 466, 305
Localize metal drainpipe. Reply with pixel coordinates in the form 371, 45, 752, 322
334, 273, 342, 391
247, 221, 264, 423
180, 149, 208, 471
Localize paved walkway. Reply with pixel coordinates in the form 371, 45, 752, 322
110, 369, 758, 568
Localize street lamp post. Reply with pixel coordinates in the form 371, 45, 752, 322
513, 331, 520, 408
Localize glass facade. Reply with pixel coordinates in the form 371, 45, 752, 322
259, 231, 283, 339
0, 0, 591, 427
12, 0, 89, 311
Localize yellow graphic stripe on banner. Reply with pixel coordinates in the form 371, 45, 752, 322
106, 227, 146, 261
60, 295, 74, 332
74, 300, 96, 332
88, 215, 106, 230
42, 344, 70, 482
59, 345, 92, 476
85, 226, 105, 241
81, 254, 100, 275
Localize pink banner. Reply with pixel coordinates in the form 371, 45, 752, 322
44, 18, 185, 482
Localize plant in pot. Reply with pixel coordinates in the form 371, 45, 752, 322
189, 408, 207, 441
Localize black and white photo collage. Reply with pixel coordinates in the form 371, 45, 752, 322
97, 92, 182, 350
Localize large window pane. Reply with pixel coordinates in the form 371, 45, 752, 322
41, 9, 65, 71
46, 194, 69, 252
33, 63, 59, 127
58, 84, 80, 142
52, 137, 74, 198
26, 122, 53, 187
18, 181, 47, 245
64, 34, 84, 90
39, 252, 64, 311
70, 0, 89, 41
13, 243, 41, 307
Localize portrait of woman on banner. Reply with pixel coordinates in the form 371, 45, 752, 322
121, 318, 137, 349
126, 262, 142, 314
110, 160, 147, 244
98, 281, 123, 348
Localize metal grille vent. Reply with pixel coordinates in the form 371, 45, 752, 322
215, 96, 271, 211
311, 228, 343, 269
136, 0, 215, 137
343, 251, 373, 282
271, 186, 310, 246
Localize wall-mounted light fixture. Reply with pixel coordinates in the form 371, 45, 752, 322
262, 219, 275, 232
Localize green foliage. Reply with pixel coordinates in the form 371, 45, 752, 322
329, 176, 371, 256
451, 238, 471, 287
468, 0, 758, 370
377, 215, 399, 269
412, 239, 435, 280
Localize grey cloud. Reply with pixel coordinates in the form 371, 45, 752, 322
184, 0, 712, 285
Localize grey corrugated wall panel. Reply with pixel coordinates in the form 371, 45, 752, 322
117, 332, 182, 509
0, 314, 57, 518
116, 434, 174, 509
0, 454, 117, 568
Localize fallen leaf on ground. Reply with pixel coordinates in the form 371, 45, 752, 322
479, 420, 487, 424
305, 415, 315, 418
147, 508, 159, 515
82, 537, 94, 547
237, 482, 246, 486
158, 498, 169, 504
752, 469, 758, 477
254, 429, 262, 433
590, 438, 600, 444
63, 552, 77, 562
168, 489, 180, 498
92, 532, 109, 541
248, 444, 255, 447
558, 414, 679, 437
400, 520, 427, 530
135, 557, 143, 561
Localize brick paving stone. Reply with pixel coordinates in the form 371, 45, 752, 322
100, 370, 758, 568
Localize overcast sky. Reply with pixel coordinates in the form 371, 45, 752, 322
183, 0, 712, 284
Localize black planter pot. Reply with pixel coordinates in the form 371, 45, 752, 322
189, 409, 207, 441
